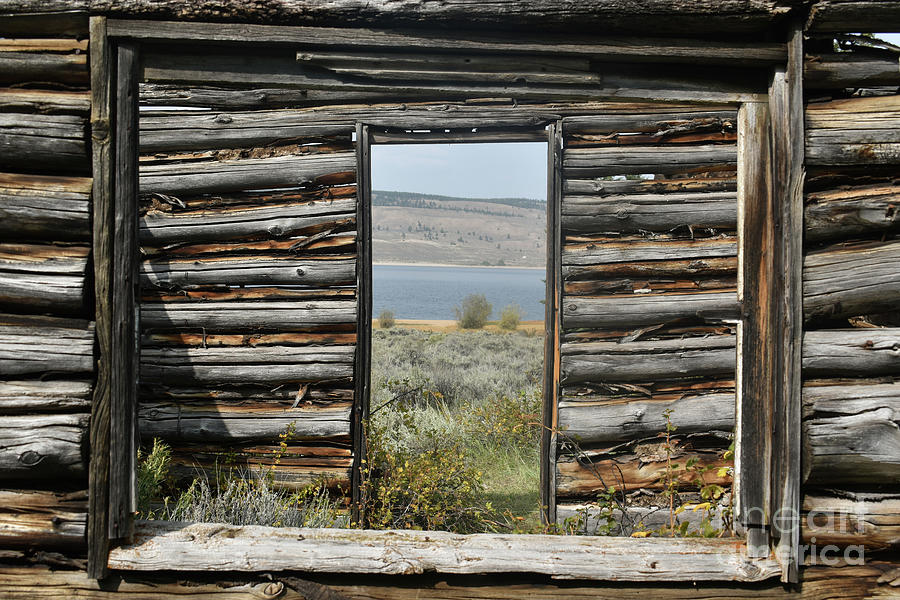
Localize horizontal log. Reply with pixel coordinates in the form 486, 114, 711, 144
0, 172, 91, 241
0, 38, 87, 53
141, 256, 356, 289
563, 292, 739, 329
0, 87, 90, 114
563, 111, 737, 135
141, 346, 355, 385
0, 50, 87, 85
806, 96, 900, 166
141, 197, 356, 245
143, 286, 355, 303
564, 257, 738, 283
0, 413, 87, 480
802, 329, 900, 378
142, 300, 357, 332
802, 382, 900, 486
563, 237, 737, 266
806, 0, 900, 32
0, 488, 86, 549
108, 520, 777, 581
562, 191, 736, 233
805, 55, 900, 90
140, 152, 355, 196
561, 335, 736, 385
142, 231, 356, 259
558, 392, 735, 444
564, 176, 736, 196
805, 183, 900, 242
563, 277, 735, 297
139, 402, 350, 443
0, 243, 88, 313
144, 332, 356, 348
0, 113, 88, 171
0, 380, 91, 413
803, 240, 900, 322
563, 145, 736, 178
0, 314, 94, 376
141, 385, 353, 408
802, 491, 899, 550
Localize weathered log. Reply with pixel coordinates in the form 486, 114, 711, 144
141, 256, 356, 289
0, 380, 91, 413
0, 172, 91, 241
802, 329, 900, 378
806, 96, 900, 166
563, 145, 736, 178
141, 300, 356, 332
0, 488, 86, 549
140, 346, 355, 385
805, 55, 900, 90
802, 382, 900, 486
141, 385, 353, 407
0, 113, 88, 172
142, 231, 356, 259
805, 183, 900, 242
564, 275, 736, 297
0, 243, 88, 313
145, 332, 356, 348
0, 87, 90, 114
562, 192, 736, 233
139, 402, 350, 443
562, 237, 737, 266
0, 50, 87, 85
143, 286, 356, 303
564, 176, 736, 197
141, 197, 356, 245
563, 110, 736, 135
563, 292, 739, 329
108, 520, 777, 581
564, 257, 738, 283
0, 314, 94, 376
558, 392, 735, 444
0, 413, 87, 480
802, 490, 900, 550
560, 335, 736, 385
140, 152, 355, 196
806, 0, 900, 32
803, 240, 900, 322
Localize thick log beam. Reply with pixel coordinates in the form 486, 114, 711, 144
563, 145, 737, 178
562, 237, 737, 267
562, 292, 739, 329
0, 113, 88, 172
0, 88, 90, 114
0, 314, 94, 376
802, 491, 899, 550
805, 183, 900, 243
802, 329, 900, 378
142, 300, 357, 332
0, 49, 87, 86
0, 488, 86, 549
0, 243, 88, 313
807, 0, 900, 32
0, 173, 91, 242
805, 55, 900, 90
561, 192, 737, 233
0, 380, 91, 413
806, 96, 900, 166
0, 414, 88, 480
141, 256, 356, 289
564, 176, 736, 197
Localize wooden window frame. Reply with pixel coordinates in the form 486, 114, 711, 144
89, 18, 803, 583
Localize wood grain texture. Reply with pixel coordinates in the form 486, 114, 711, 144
0, 379, 91, 413
0, 414, 87, 480
563, 145, 737, 178
0, 113, 89, 172
562, 192, 737, 233
0, 87, 90, 114
802, 490, 899, 550
141, 300, 357, 332
562, 292, 739, 329
805, 54, 900, 89
0, 172, 91, 241
802, 329, 900, 377
0, 488, 86, 549
805, 183, 900, 243
0, 316, 94, 376
0, 243, 88, 313
562, 237, 737, 267
806, 96, 900, 166
141, 256, 356, 289
0, 49, 88, 86
806, 0, 900, 32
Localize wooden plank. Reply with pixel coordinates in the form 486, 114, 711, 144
562, 292, 739, 329
141, 256, 356, 289
805, 55, 900, 89
0, 317, 94, 376
806, 96, 900, 166
0, 380, 91, 413
87, 14, 112, 580
352, 123, 370, 526
140, 152, 355, 196
802, 328, 900, 377
563, 145, 737, 178
805, 182, 900, 242
802, 491, 900, 550
0, 414, 88, 480
0, 243, 88, 314
0, 87, 90, 114
561, 191, 737, 233
141, 300, 357, 332
108, 520, 779, 581
0, 173, 91, 241
0, 489, 86, 549
0, 113, 89, 172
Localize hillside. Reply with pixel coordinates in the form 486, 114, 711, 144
372, 190, 546, 267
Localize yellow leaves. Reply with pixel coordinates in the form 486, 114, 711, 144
717, 467, 731, 478
631, 531, 652, 538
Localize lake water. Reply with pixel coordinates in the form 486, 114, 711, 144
373, 264, 546, 321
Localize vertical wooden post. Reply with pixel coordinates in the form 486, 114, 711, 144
352, 123, 373, 525
770, 20, 805, 585
736, 101, 774, 559
87, 15, 112, 580
109, 41, 139, 543
541, 121, 562, 526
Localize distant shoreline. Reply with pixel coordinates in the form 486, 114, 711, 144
373, 261, 544, 271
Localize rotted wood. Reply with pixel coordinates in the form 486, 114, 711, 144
805, 55, 900, 90
564, 176, 735, 196
802, 382, 900, 486
803, 239, 900, 322
806, 0, 900, 32
562, 236, 737, 267
558, 392, 735, 445
108, 520, 778, 582
0, 173, 91, 241
560, 336, 736, 386
141, 231, 356, 259
141, 346, 355, 385
141, 256, 356, 289
140, 152, 355, 196
141, 197, 356, 245
802, 490, 899, 550
561, 191, 737, 233
562, 292, 739, 329
563, 110, 736, 135
0, 48, 87, 86
141, 300, 357, 332
563, 145, 736, 178
0, 413, 87, 480
563, 257, 738, 285
0, 113, 89, 172
143, 286, 355, 303
805, 182, 900, 243
0, 380, 91, 413
0, 88, 90, 114
0, 314, 94, 376
564, 274, 736, 297
142, 385, 353, 407
803, 328, 900, 377
806, 96, 900, 166
0, 489, 86, 549
0, 243, 88, 313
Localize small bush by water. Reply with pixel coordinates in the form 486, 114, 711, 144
454, 293, 492, 329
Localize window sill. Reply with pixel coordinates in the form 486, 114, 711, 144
108, 520, 780, 582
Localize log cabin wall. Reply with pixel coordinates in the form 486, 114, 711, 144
0, 29, 92, 559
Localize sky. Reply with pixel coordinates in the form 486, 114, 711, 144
372, 142, 548, 201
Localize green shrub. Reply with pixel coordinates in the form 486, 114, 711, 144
498, 304, 523, 331
378, 309, 396, 329
454, 293, 492, 329
137, 438, 172, 518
